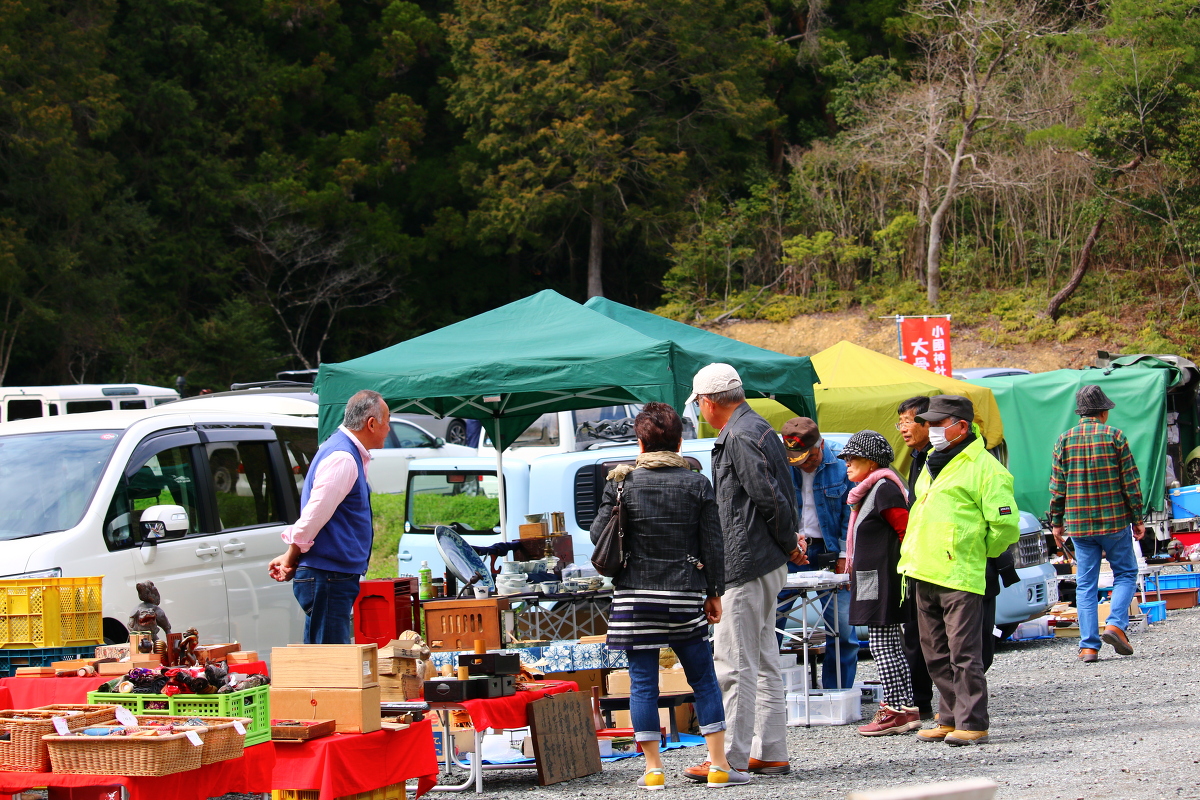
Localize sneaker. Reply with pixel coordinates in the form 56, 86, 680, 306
638, 769, 665, 791
683, 761, 711, 783
916, 724, 955, 742
1078, 648, 1099, 663
746, 758, 791, 774
708, 766, 751, 788
945, 729, 989, 746
1101, 625, 1134, 656
858, 704, 920, 736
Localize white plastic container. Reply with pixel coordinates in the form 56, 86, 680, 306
854, 680, 884, 704
781, 666, 810, 693
786, 689, 862, 726
1013, 616, 1051, 640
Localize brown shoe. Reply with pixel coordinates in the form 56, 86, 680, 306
945, 729, 989, 746
746, 758, 791, 774
916, 724, 955, 742
683, 761, 711, 783
1101, 625, 1134, 656
1078, 648, 1099, 663
858, 705, 919, 737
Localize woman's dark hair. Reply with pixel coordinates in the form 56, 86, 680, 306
634, 402, 683, 452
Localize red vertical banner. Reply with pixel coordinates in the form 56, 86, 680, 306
899, 317, 953, 376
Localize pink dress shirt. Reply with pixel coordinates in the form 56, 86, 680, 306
282, 426, 373, 553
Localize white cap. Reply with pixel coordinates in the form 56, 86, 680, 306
686, 363, 743, 405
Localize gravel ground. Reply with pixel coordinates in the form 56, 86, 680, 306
456, 606, 1200, 800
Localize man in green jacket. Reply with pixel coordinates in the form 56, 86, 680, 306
897, 395, 1020, 746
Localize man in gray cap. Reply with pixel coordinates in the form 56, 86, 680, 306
683, 363, 798, 782
1049, 385, 1144, 663
898, 395, 1020, 746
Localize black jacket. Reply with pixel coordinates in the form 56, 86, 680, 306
710, 403, 799, 587
589, 465, 725, 596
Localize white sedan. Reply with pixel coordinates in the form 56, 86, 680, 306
369, 419, 476, 494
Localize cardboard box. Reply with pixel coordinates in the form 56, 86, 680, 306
605, 668, 691, 695
271, 644, 379, 688
544, 669, 605, 694
270, 685, 382, 733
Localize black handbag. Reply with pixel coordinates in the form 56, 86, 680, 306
591, 481, 627, 577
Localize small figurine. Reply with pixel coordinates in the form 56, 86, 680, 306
177, 628, 199, 666
128, 581, 172, 641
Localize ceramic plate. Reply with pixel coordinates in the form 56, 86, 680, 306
435, 525, 496, 590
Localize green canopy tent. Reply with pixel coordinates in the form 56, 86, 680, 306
968, 367, 1172, 517
583, 296, 819, 421
315, 290, 818, 537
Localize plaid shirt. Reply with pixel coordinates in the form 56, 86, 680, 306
1048, 418, 1143, 536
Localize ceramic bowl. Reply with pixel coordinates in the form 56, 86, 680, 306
539, 582, 560, 594
523, 513, 546, 524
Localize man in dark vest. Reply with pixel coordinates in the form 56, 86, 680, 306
269, 389, 391, 643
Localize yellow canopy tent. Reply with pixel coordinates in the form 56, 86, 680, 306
808, 341, 1004, 474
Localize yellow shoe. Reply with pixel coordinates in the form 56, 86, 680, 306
707, 765, 751, 788
638, 769, 665, 791
945, 729, 989, 746
916, 724, 955, 742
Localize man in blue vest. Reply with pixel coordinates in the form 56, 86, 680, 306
269, 390, 391, 643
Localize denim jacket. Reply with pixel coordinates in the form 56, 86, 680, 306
791, 440, 853, 556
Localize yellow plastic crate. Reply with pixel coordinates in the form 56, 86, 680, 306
272, 783, 406, 800
0, 577, 104, 649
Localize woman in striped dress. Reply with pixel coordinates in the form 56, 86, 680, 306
590, 403, 743, 789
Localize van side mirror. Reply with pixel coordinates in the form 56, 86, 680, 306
434, 437, 445, 447
139, 505, 189, 543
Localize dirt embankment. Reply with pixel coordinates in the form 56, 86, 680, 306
717, 313, 1115, 371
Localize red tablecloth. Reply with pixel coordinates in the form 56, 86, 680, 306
0, 740, 275, 800
451, 680, 579, 730
0, 661, 269, 710
271, 720, 439, 799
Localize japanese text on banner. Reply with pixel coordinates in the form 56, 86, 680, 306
899, 317, 953, 376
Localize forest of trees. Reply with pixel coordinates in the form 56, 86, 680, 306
2, 0, 1198, 390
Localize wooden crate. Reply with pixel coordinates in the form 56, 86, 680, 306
422, 598, 509, 652
271, 644, 379, 689
379, 674, 423, 701
1160, 587, 1199, 610
379, 656, 418, 676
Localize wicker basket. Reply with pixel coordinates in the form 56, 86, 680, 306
0, 709, 93, 772
33, 705, 121, 728
131, 715, 249, 765
44, 725, 208, 777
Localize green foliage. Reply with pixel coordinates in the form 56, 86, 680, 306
366, 492, 500, 579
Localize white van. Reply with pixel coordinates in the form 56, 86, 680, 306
0, 405, 317, 652
0, 385, 180, 422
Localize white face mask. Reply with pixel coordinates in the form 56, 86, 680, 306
928, 423, 960, 451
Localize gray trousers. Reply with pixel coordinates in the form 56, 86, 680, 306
713, 563, 788, 769
914, 580, 989, 731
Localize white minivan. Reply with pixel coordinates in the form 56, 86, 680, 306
0, 405, 318, 652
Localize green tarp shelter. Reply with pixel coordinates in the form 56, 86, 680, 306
583, 297, 819, 423
315, 290, 818, 447
968, 367, 1173, 516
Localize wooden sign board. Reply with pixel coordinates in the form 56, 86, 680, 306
527, 691, 602, 786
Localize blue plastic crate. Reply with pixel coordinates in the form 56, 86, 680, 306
0, 644, 97, 677
1139, 600, 1167, 623
1169, 485, 1200, 519
1144, 573, 1200, 591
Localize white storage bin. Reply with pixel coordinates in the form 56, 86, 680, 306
854, 680, 883, 704
786, 689, 862, 726
781, 666, 809, 693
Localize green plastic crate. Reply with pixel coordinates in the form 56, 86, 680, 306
88, 683, 271, 746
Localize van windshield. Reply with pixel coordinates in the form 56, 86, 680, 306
0, 431, 121, 540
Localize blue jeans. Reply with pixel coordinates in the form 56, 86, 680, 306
780, 539, 859, 689
1073, 527, 1139, 651
628, 638, 726, 743
293, 566, 360, 644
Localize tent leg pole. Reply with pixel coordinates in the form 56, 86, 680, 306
494, 417, 507, 542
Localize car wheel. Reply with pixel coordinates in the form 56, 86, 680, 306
445, 419, 469, 445
210, 455, 237, 493
103, 618, 129, 646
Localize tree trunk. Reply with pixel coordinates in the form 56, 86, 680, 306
587, 192, 604, 298
925, 131, 972, 307
1046, 212, 1105, 321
